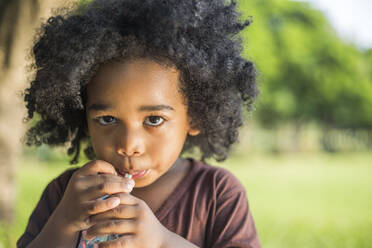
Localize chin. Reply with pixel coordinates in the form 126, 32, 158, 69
133, 180, 152, 188
133, 173, 158, 188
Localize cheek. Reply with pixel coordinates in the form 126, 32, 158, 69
87, 125, 113, 158
148, 123, 188, 159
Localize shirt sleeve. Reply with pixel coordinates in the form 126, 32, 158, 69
207, 169, 261, 248
16, 168, 77, 248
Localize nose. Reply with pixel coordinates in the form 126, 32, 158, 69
116, 126, 145, 157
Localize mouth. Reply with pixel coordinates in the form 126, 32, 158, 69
117, 169, 150, 179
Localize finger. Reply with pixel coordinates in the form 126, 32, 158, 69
90, 204, 139, 223
114, 192, 140, 205
85, 219, 137, 239
82, 173, 133, 189
85, 181, 135, 200
74, 174, 134, 202
84, 197, 121, 216
98, 235, 135, 248
78, 160, 118, 176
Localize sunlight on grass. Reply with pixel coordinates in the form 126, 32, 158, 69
215, 152, 372, 248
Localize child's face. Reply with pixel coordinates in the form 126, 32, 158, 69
85, 58, 199, 188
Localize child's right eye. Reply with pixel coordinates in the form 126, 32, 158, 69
95, 116, 117, 125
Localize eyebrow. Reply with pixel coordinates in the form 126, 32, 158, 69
139, 104, 174, 111
87, 103, 111, 112
87, 103, 175, 112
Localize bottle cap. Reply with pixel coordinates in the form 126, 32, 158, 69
125, 173, 132, 179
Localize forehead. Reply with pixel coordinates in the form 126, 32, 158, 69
86, 58, 185, 108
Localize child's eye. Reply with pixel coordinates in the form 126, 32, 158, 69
95, 116, 117, 125
144, 116, 164, 127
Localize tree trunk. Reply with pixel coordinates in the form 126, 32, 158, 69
0, 0, 64, 224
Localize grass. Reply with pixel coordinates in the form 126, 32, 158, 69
1, 152, 372, 247
216, 152, 372, 248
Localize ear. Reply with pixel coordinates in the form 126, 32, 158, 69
187, 117, 200, 136
188, 128, 200, 136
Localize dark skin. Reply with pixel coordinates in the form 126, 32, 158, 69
27, 59, 200, 248
129, 157, 191, 214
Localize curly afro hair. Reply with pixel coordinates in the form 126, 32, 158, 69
24, 0, 258, 164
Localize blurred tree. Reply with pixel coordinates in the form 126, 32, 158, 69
364, 49, 372, 82
0, 0, 64, 223
239, 0, 372, 132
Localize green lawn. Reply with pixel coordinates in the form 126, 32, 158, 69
1, 152, 372, 248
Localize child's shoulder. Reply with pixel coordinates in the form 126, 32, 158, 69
187, 158, 246, 196
46, 167, 79, 195
55, 166, 79, 182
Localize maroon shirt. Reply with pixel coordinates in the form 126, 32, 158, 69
17, 158, 261, 248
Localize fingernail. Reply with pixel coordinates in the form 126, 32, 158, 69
109, 197, 120, 206
124, 178, 135, 188
124, 183, 134, 192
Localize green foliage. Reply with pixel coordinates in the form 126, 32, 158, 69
238, 0, 372, 129
364, 49, 372, 83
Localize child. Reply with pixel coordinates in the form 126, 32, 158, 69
18, 0, 260, 247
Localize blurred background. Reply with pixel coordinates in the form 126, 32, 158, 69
0, 0, 371, 247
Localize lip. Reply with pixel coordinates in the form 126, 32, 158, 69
118, 169, 150, 179
131, 170, 149, 178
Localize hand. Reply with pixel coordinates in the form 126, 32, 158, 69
85, 193, 169, 248
52, 160, 135, 234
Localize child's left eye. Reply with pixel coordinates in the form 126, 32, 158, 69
144, 116, 164, 127
95, 116, 117, 125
